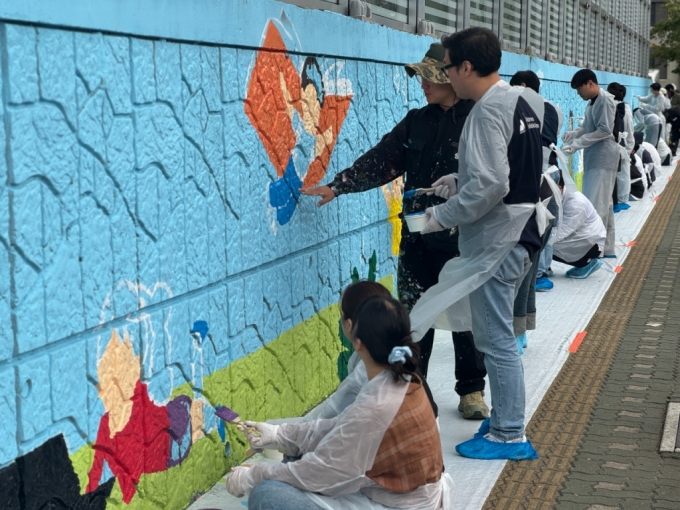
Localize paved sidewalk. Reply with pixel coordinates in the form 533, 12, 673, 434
486, 167, 680, 510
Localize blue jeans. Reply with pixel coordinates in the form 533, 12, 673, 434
249, 480, 323, 510
469, 244, 532, 441
537, 243, 553, 277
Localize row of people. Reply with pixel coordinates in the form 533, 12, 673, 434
225, 27, 669, 509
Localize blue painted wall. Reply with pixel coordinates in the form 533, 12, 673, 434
0, 0, 651, 506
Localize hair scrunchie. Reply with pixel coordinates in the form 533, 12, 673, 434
388, 346, 412, 365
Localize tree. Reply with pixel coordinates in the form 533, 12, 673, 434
651, 0, 680, 74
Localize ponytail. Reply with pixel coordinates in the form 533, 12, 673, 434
352, 295, 421, 382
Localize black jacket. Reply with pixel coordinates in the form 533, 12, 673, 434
329, 100, 474, 250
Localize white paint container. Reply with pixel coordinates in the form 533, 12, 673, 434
263, 448, 284, 460
404, 211, 429, 233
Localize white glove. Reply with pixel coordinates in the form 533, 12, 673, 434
561, 144, 575, 155
226, 466, 262, 498
420, 208, 445, 235
243, 421, 280, 450
562, 131, 576, 144
430, 174, 458, 199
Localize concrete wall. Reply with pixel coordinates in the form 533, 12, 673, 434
0, 0, 650, 509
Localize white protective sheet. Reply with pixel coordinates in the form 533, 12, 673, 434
189, 158, 678, 510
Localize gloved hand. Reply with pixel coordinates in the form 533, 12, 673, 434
562, 131, 576, 144
429, 174, 458, 199
226, 466, 262, 498
243, 421, 280, 450
420, 208, 445, 235
561, 145, 575, 155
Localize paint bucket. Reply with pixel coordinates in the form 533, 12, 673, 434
404, 211, 430, 233
263, 448, 284, 460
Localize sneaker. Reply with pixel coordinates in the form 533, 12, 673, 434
458, 391, 490, 420
455, 435, 539, 460
602, 254, 617, 259
565, 258, 603, 279
535, 277, 554, 292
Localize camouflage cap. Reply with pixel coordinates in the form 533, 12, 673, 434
404, 42, 450, 85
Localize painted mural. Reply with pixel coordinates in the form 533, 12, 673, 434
245, 20, 353, 226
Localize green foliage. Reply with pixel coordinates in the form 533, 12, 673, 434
336, 251, 379, 381
651, 0, 680, 74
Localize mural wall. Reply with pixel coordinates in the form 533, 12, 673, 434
0, 0, 651, 509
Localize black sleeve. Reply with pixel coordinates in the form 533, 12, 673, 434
328, 111, 413, 195
541, 102, 559, 147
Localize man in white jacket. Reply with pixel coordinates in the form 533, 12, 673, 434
551, 171, 606, 279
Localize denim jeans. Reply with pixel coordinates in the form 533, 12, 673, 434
249, 480, 322, 510
537, 243, 553, 277
469, 244, 532, 441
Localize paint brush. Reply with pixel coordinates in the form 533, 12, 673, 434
216, 406, 260, 436
403, 187, 436, 200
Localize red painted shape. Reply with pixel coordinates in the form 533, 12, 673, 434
244, 23, 302, 177
654, 196, 660, 202
614, 266, 623, 274
568, 331, 587, 353
86, 381, 171, 503
302, 95, 352, 188
627, 240, 636, 247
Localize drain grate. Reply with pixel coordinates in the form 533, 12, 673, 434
660, 402, 680, 452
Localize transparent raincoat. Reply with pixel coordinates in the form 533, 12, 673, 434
552, 187, 606, 262
410, 82, 544, 337
243, 371, 454, 510
616, 103, 635, 203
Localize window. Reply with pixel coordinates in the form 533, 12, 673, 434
503, 0, 522, 48
598, 15, 606, 68
528, 0, 543, 50
364, 0, 409, 23
469, 0, 493, 30
547, 0, 560, 56
565, 0, 575, 60
425, 0, 457, 34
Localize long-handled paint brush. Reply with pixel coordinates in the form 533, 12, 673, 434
402, 187, 436, 200
215, 406, 260, 436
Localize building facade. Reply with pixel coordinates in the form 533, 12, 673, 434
288, 0, 651, 77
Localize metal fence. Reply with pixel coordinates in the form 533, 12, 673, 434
284, 0, 651, 77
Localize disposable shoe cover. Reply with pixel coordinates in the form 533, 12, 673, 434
455, 436, 539, 460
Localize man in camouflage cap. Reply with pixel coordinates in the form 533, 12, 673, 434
301, 43, 489, 421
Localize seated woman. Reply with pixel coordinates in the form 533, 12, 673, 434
552, 171, 606, 279
303, 280, 437, 422
226, 294, 453, 509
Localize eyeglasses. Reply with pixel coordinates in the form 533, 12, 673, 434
438, 63, 457, 73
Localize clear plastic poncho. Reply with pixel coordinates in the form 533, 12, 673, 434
247, 370, 454, 510
617, 103, 635, 203
638, 93, 665, 115
552, 188, 606, 262
410, 82, 543, 337
567, 90, 620, 172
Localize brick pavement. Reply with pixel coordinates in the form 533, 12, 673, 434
483, 167, 680, 510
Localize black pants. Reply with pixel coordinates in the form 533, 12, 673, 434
553, 245, 602, 268
398, 235, 486, 396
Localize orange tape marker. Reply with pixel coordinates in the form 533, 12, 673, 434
654, 196, 660, 202
569, 331, 588, 353
627, 240, 636, 247
614, 266, 623, 274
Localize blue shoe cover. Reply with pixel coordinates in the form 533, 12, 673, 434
516, 333, 526, 355
535, 277, 554, 292
456, 435, 539, 460
566, 258, 603, 279
474, 418, 490, 438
